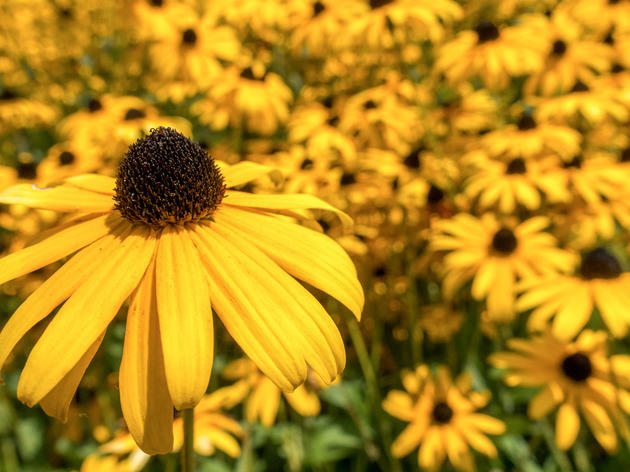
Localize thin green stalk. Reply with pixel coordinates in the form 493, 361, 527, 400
182, 408, 195, 472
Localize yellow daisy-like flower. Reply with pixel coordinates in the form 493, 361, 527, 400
222, 358, 322, 427
517, 247, 630, 339
383, 365, 505, 472
99, 383, 247, 471
435, 21, 545, 89
0, 127, 363, 454
431, 214, 574, 321
79, 454, 132, 472
489, 330, 630, 452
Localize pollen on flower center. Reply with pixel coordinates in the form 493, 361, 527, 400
114, 127, 226, 227
579, 247, 622, 279
561, 352, 592, 381
432, 401, 453, 424
491, 227, 517, 254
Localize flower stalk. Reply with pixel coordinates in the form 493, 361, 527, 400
182, 408, 195, 472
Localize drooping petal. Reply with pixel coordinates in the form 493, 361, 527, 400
17, 224, 157, 406
284, 384, 320, 416
246, 377, 281, 427
224, 191, 352, 226
155, 225, 213, 410
213, 207, 363, 319
40, 333, 104, 422
0, 227, 125, 382
193, 224, 345, 388
0, 213, 122, 286
0, 183, 114, 212
120, 258, 174, 454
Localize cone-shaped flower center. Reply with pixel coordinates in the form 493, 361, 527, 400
427, 185, 445, 204
313, 1, 325, 16
491, 227, 517, 254
432, 401, 453, 424
476, 21, 500, 43
551, 39, 567, 56
124, 108, 146, 120
182, 28, 197, 45
506, 158, 527, 174
561, 352, 592, 381
58, 151, 75, 166
517, 114, 537, 131
579, 248, 622, 279
114, 127, 225, 227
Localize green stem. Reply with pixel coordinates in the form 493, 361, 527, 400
182, 408, 195, 472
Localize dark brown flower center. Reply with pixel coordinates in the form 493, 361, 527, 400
300, 158, 314, 170
182, 28, 197, 45
579, 248, 622, 279
364, 100, 378, 110
475, 21, 500, 44
506, 158, 527, 174
571, 80, 589, 93
620, 147, 630, 162
370, 0, 394, 9
517, 114, 537, 131
492, 227, 517, 254
340, 172, 356, 186
88, 98, 103, 113
150, 0, 163, 6
551, 39, 567, 56
403, 146, 424, 169
0, 90, 17, 101
58, 151, 75, 166
313, 1, 325, 16
124, 108, 146, 120
432, 402, 453, 424
611, 63, 625, 74
17, 161, 38, 180
563, 155, 582, 169
427, 185, 445, 204
561, 353, 592, 381
114, 127, 225, 227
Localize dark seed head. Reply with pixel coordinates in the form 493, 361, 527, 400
506, 158, 527, 174
517, 114, 537, 131
114, 127, 226, 227
374, 266, 386, 277
604, 30, 615, 45
240, 67, 262, 81
300, 158, 314, 170
88, 98, 103, 113
0, 90, 17, 101
475, 21, 500, 43
124, 108, 146, 120
17, 161, 38, 180
340, 172, 356, 186
321, 96, 334, 109
561, 353, 592, 382
491, 227, 518, 255
58, 151, 75, 166
364, 100, 378, 110
611, 63, 625, 74
579, 247, 622, 279
571, 80, 589, 93
620, 147, 630, 162
369, 0, 394, 9
327, 116, 340, 127
551, 39, 567, 56
432, 402, 453, 424
403, 146, 423, 169
427, 185, 445, 204
313, 1, 325, 16
150, 0, 163, 6
182, 28, 197, 45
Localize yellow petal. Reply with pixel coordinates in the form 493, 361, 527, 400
0, 183, 114, 212
551, 287, 592, 341
247, 378, 280, 427
193, 224, 345, 387
219, 161, 279, 188
391, 419, 428, 457
284, 384, 320, 416
418, 427, 444, 469
156, 225, 213, 410
528, 386, 561, 420
195, 427, 241, 458
64, 174, 116, 195
17, 224, 156, 406
556, 403, 580, 450
0, 229, 124, 382
214, 207, 363, 319
0, 213, 122, 286
581, 398, 618, 453
40, 332, 104, 422
224, 191, 352, 227
120, 258, 174, 455
382, 390, 415, 421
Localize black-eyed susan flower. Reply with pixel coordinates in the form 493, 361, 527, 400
222, 358, 323, 427
0, 127, 363, 454
383, 365, 505, 471
431, 214, 575, 321
489, 330, 630, 452
517, 247, 630, 339
78, 454, 132, 472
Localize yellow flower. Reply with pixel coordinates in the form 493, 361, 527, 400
99, 383, 247, 470
222, 358, 323, 427
418, 303, 464, 342
517, 247, 630, 339
489, 330, 630, 452
383, 365, 505, 471
0, 127, 363, 454
431, 214, 574, 321
0, 90, 59, 135
79, 454, 133, 472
